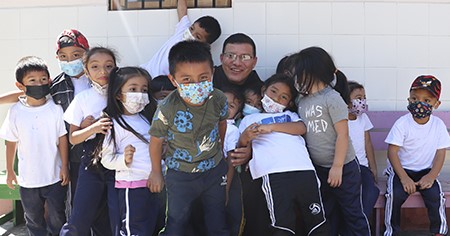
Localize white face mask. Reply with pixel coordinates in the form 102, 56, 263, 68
182, 28, 196, 41
122, 92, 150, 114
261, 94, 286, 113
91, 80, 108, 96
242, 103, 261, 116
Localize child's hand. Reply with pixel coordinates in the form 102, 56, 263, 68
416, 174, 435, 190
6, 171, 18, 190
90, 117, 112, 135
328, 165, 343, 188
256, 124, 272, 134
124, 144, 135, 165
400, 176, 416, 194
229, 146, 252, 167
242, 123, 260, 142
147, 171, 165, 193
60, 166, 70, 186
80, 115, 95, 129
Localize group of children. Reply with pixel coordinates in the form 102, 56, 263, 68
1, 4, 449, 236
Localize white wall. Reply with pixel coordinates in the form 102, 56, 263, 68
0, 0, 450, 168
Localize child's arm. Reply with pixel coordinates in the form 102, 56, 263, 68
68, 117, 112, 145
387, 144, 416, 194
58, 135, 70, 186
364, 131, 378, 182
256, 121, 306, 135
219, 119, 227, 153
177, 0, 188, 21
328, 120, 348, 188
238, 123, 259, 147
148, 136, 165, 193
416, 148, 446, 190
101, 144, 135, 170
5, 141, 18, 189
0, 90, 22, 104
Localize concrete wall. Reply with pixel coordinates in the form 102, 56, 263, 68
0, 0, 450, 169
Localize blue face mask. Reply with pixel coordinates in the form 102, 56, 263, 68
242, 103, 261, 116
59, 58, 84, 77
176, 80, 213, 105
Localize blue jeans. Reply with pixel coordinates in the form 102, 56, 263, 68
160, 159, 229, 236
20, 181, 67, 236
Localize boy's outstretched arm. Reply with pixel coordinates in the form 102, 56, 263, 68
388, 144, 416, 194
58, 135, 70, 186
256, 121, 306, 135
417, 148, 446, 190
5, 141, 18, 189
177, 0, 188, 21
148, 136, 165, 193
0, 90, 22, 105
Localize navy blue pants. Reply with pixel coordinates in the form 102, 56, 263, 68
118, 187, 159, 236
227, 171, 244, 236
20, 181, 67, 236
315, 159, 370, 236
384, 167, 448, 236
60, 141, 120, 236
360, 165, 380, 217
160, 159, 229, 236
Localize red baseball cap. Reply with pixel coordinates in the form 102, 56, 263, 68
56, 29, 89, 54
410, 75, 441, 100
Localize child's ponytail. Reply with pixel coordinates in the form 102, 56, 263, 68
333, 70, 350, 105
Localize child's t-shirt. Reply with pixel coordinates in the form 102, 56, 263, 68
239, 111, 315, 179
223, 119, 239, 157
101, 114, 151, 188
0, 97, 67, 188
140, 15, 191, 78
63, 87, 107, 140
385, 114, 450, 171
348, 113, 373, 167
150, 89, 228, 173
297, 86, 355, 168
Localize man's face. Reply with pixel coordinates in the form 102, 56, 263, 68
220, 43, 257, 85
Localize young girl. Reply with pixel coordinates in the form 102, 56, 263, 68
60, 47, 120, 236
239, 73, 329, 236
348, 81, 379, 218
293, 47, 370, 235
93, 67, 159, 236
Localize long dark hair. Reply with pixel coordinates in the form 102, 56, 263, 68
293, 47, 350, 104
90, 67, 157, 166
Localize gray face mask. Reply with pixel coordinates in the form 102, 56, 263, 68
242, 103, 261, 116
91, 80, 108, 96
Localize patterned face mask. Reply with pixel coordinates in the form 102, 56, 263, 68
59, 58, 84, 77
176, 80, 213, 105
407, 101, 433, 119
182, 29, 196, 41
122, 92, 149, 114
91, 80, 108, 96
261, 94, 286, 113
349, 98, 368, 116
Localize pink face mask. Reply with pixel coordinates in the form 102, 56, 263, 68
349, 98, 368, 116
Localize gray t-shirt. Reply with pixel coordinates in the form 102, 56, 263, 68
297, 86, 355, 167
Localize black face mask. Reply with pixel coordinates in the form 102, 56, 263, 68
25, 84, 50, 100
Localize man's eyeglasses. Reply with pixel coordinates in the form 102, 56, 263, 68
222, 52, 254, 62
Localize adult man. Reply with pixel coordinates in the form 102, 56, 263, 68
213, 33, 263, 93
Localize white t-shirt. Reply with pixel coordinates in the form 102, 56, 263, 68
223, 119, 239, 157
385, 114, 450, 171
348, 113, 373, 167
0, 98, 67, 188
140, 15, 191, 78
71, 74, 91, 96
239, 111, 315, 179
63, 88, 107, 141
101, 114, 151, 184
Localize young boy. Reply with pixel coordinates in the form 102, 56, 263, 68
140, 0, 221, 78
384, 75, 450, 236
148, 40, 229, 236
0, 56, 69, 235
